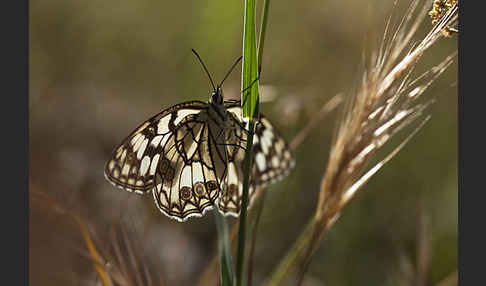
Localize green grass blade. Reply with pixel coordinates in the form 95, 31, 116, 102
246, 191, 267, 286
236, 0, 259, 285
241, 0, 259, 120
236, 124, 255, 286
214, 208, 235, 286
257, 0, 270, 75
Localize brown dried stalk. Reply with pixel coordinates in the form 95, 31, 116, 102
31, 190, 164, 286
265, 0, 458, 285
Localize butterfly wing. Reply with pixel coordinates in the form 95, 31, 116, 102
251, 117, 295, 186
104, 101, 208, 194
151, 109, 230, 221
217, 101, 295, 216
105, 99, 294, 221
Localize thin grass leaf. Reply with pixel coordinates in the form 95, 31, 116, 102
246, 191, 267, 286
214, 208, 235, 286
236, 0, 260, 285
257, 0, 271, 75
241, 0, 259, 120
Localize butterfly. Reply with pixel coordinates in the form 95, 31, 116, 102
104, 50, 294, 222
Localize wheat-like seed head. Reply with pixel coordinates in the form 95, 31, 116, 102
314, 0, 458, 229
251, 2, 458, 285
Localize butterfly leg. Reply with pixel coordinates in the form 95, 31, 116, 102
214, 127, 248, 152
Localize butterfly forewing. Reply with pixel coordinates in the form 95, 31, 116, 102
104, 101, 207, 194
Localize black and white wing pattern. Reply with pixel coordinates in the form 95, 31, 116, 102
104, 99, 294, 221
216, 101, 295, 217
151, 103, 237, 222
105, 101, 221, 221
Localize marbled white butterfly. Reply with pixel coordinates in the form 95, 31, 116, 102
104, 50, 294, 222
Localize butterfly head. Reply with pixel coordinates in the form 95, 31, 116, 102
190, 49, 240, 106
210, 86, 224, 105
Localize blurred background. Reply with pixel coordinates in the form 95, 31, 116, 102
30, 0, 457, 285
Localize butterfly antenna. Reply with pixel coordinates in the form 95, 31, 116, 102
219, 55, 243, 87
192, 49, 216, 91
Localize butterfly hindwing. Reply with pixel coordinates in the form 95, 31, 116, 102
252, 117, 295, 186
152, 108, 233, 221
217, 101, 295, 216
